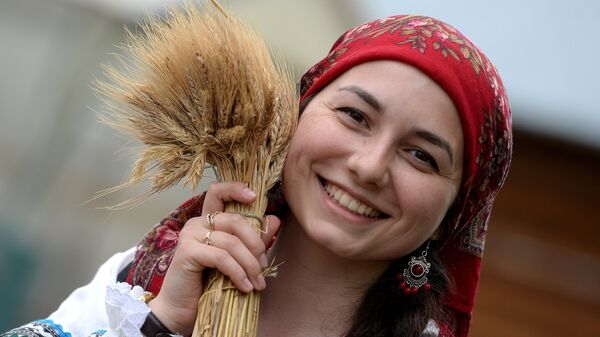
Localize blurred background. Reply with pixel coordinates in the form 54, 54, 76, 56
0, 0, 598, 335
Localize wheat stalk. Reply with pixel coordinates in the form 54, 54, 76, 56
95, 1, 298, 336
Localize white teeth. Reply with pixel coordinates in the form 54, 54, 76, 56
339, 193, 350, 207
334, 189, 344, 200
347, 200, 359, 212
324, 182, 381, 218
357, 204, 367, 214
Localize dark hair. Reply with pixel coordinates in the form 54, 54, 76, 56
297, 93, 452, 337
298, 93, 315, 114
344, 242, 451, 337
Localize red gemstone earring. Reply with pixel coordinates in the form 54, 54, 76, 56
396, 241, 432, 295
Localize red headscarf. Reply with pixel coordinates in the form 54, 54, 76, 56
297, 15, 512, 336
127, 14, 512, 337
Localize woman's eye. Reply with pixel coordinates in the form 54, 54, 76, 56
409, 149, 440, 171
337, 107, 367, 125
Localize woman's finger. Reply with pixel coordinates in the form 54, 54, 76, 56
183, 213, 266, 288
202, 182, 257, 215
184, 213, 265, 258
260, 215, 281, 246
175, 238, 255, 293
212, 213, 267, 257
202, 230, 266, 290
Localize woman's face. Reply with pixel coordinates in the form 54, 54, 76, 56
283, 60, 464, 261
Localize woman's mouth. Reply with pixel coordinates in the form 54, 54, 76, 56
321, 179, 386, 218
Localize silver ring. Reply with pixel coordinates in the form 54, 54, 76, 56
203, 230, 213, 246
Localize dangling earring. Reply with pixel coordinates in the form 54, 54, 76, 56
396, 241, 432, 295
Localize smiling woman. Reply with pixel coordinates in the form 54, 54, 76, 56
1, 10, 511, 337
283, 60, 463, 261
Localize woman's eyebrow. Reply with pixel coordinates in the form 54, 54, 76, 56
338, 85, 382, 111
415, 129, 454, 165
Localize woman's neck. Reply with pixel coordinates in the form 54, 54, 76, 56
257, 214, 390, 337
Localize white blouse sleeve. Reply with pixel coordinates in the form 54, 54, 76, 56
47, 247, 137, 336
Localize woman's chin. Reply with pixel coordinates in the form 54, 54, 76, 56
302, 222, 366, 259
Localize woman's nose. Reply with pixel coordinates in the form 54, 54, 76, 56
347, 141, 391, 188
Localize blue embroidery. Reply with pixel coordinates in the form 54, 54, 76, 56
34, 320, 71, 337
0, 319, 72, 337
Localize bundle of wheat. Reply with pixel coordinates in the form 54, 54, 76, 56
95, 1, 297, 336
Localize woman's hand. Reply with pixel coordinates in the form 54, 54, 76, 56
148, 182, 281, 336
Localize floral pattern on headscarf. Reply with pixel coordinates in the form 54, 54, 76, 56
300, 15, 511, 255
126, 194, 204, 294
126, 14, 512, 337
298, 14, 512, 336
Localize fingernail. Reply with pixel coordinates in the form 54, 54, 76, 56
243, 188, 256, 198
259, 254, 268, 269
243, 278, 254, 292
256, 275, 266, 290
